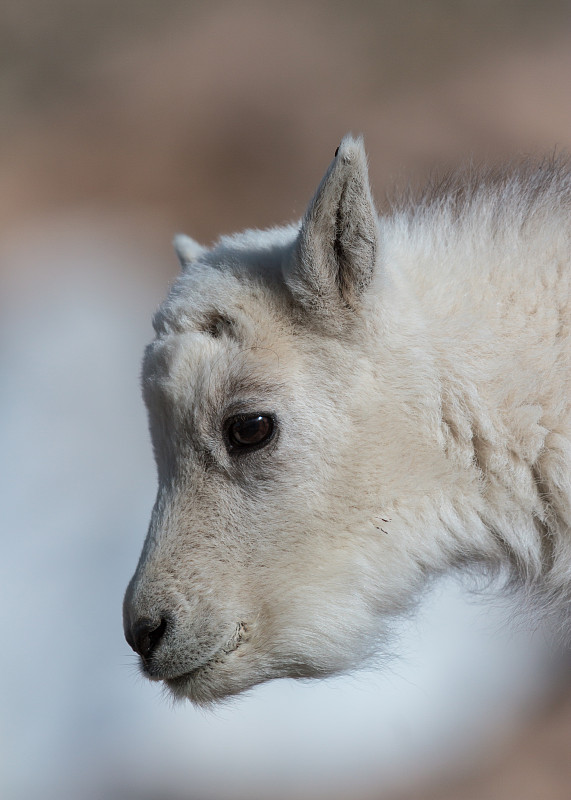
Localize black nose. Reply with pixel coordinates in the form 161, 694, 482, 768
127, 617, 168, 659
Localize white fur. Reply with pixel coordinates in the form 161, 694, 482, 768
124, 137, 571, 705
172, 233, 206, 267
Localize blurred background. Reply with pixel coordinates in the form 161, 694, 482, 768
2, 1, 571, 799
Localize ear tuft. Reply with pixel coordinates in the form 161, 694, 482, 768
173, 234, 205, 269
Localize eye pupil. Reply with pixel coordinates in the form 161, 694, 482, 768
228, 415, 274, 448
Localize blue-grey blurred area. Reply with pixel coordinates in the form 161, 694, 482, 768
2, 2, 571, 799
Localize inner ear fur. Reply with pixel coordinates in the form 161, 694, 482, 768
286, 135, 380, 325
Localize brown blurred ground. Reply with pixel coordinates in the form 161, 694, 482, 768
3, 2, 571, 798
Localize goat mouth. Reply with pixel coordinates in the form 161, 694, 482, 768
163, 621, 247, 690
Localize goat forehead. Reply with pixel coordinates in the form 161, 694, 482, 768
143, 331, 239, 401
144, 330, 219, 381
143, 325, 295, 409
154, 251, 290, 335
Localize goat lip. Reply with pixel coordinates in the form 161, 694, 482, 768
165, 665, 206, 684
139, 658, 165, 681
139, 651, 203, 682
140, 657, 199, 683
162, 622, 247, 686
160, 657, 221, 690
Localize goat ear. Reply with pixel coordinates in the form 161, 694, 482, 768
286, 135, 380, 323
173, 233, 206, 269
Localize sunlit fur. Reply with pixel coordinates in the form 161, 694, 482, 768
124, 136, 571, 705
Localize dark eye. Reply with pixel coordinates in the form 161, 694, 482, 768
226, 414, 276, 451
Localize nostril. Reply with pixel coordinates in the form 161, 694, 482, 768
129, 617, 168, 659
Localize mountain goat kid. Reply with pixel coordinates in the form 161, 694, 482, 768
124, 136, 571, 705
